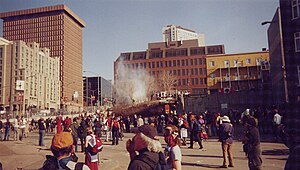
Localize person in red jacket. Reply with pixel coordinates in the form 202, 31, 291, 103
64, 116, 71, 131
56, 117, 62, 134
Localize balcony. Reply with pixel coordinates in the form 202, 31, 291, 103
218, 74, 261, 82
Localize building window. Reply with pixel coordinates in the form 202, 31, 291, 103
210, 61, 215, 67
294, 32, 300, 52
256, 58, 262, 66
246, 58, 251, 64
292, 0, 300, 19
210, 73, 216, 78
233, 60, 239, 67
224, 60, 230, 68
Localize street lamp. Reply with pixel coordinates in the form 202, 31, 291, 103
262, 14, 289, 103
261, 21, 274, 26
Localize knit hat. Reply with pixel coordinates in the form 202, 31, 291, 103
134, 125, 158, 140
51, 132, 73, 150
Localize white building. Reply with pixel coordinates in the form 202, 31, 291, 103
162, 24, 205, 46
0, 37, 60, 116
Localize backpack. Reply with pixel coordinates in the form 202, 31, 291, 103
40, 155, 86, 170
87, 136, 103, 155
113, 121, 119, 128
136, 151, 171, 170
226, 124, 233, 138
182, 120, 189, 129
193, 121, 200, 132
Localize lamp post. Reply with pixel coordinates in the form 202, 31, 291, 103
62, 81, 75, 113
262, 11, 289, 103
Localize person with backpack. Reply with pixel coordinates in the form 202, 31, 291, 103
126, 125, 170, 170
218, 116, 234, 168
188, 115, 203, 149
165, 125, 182, 170
39, 132, 90, 170
112, 117, 120, 145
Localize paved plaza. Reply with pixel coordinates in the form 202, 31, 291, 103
0, 129, 288, 170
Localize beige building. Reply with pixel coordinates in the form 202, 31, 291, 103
206, 51, 270, 94
0, 4, 85, 112
0, 37, 60, 116
162, 24, 205, 46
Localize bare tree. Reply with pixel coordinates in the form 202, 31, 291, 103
158, 70, 178, 95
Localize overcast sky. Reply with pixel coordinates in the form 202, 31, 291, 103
0, 0, 279, 80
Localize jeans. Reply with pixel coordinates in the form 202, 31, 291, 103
4, 129, 10, 141
73, 137, 78, 152
39, 130, 45, 146
222, 142, 234, 166
20, 128, 25, 140
14, 128, 19, 141
79, 137, 85, 152
112, 129, 119, 145
0, 130, 3, 140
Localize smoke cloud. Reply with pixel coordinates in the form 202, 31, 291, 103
115, 60, 155, 105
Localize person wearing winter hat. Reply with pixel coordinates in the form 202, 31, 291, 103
40, 132, 90, 170
127, 125, 166, 170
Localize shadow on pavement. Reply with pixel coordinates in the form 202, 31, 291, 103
183, 154, 223, 158
262, 149, 289, 156
182, 162, 221, 168
266, 157, 287, 161
37, 148, 51, 152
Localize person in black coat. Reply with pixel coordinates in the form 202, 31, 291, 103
77, 120, 87, 152
244, 117, 262, 170
281, 104, 300, 170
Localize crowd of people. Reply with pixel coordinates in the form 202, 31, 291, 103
0, 103, 299, 170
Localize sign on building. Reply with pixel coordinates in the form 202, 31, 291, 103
16, 80, 25, 91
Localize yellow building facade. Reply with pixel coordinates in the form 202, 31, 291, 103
206, 51, 269, 94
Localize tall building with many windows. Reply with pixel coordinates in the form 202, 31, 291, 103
0, 4, 85, 111
162, 24, 205, 46
0, 37, 60, 116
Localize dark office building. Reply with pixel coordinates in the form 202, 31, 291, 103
267, 1, 300, 106
83, 76, 112, 107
